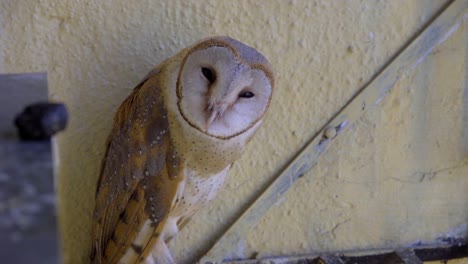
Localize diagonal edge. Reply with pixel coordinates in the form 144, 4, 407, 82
200, 0, 468, 263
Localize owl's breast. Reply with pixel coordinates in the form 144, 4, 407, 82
170, 120, 244, 174
171, 165, 230, 219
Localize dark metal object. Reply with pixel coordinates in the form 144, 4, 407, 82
396, 250, 423, 264
0, 73, 59, 263
317, 255, 345, 264
14, 102, 68, 140
415, 244, 468, 262
221, 242, 468, 264
339, 252, 403, 264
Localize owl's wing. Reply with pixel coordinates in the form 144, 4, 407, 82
91, 69, 184, 264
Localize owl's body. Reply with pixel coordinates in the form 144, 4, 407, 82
91, 37, 273, 264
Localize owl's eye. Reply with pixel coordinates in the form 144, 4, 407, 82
201, 67, 216, 84
239, 91, 255, 98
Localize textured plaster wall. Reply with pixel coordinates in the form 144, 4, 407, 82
1, 0, 466, 263
245, 20, 468, 258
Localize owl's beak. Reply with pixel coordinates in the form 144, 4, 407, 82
206, 109, 218, 130
205, 100, 225, 130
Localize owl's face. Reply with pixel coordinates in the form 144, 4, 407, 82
177, 37, 273, 140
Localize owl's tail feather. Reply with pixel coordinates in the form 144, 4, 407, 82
149, 238, 175, 264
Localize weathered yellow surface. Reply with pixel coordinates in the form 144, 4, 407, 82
245, 16, 468, 258
0, 1, 466, 263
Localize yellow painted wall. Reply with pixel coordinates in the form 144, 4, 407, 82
1, 1, 466, 263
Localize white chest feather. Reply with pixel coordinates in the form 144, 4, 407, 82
172, 166, 230, 219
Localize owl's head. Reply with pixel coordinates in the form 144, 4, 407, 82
176, 37, 274, 140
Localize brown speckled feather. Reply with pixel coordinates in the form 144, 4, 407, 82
91, 37, 274, 264
91, 70, 184, 264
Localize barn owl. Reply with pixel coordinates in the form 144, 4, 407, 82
90, 36, 274, 264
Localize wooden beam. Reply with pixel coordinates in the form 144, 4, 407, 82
396, 250, 423, 264
216, 243, 468, 264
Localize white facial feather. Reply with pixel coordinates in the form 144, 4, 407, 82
177, 42, 273, 139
